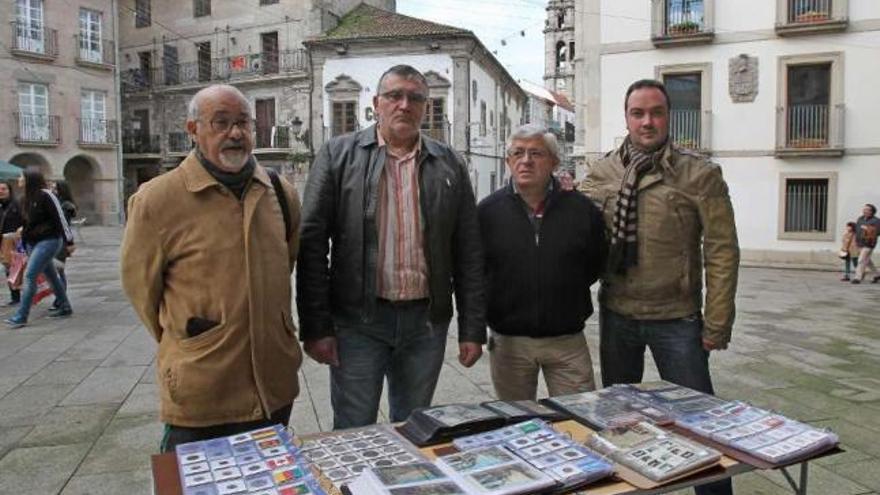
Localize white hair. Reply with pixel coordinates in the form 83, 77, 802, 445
187, 84, 251, 121
506, 123, 560, 162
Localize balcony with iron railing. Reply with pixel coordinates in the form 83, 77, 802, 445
122, 49, 308, 93
123, 131, 161, 155
652, 0, 714, 47
167, 132, 192, 154
75, 36, 115, 69
10, 21, 58, 60
776, 0, 847, 35
669, 109, 707, 151
14, 113, 61, 146
78, 118, 118, 147
776, 103, 844, 157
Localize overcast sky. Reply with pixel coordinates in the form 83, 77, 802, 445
397, 0, 548, 86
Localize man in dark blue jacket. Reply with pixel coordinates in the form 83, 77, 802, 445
478, 124, 606, 401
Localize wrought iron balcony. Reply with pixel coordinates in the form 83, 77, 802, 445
167, 132, 192, 153
78, 118, 118, 146
10, 21, 58, 59
14, 113, 61, 145
123, 132, 161, 154
776, 103, 844, 157
75, 36, 115, 67
777, 0, 847, 35
670, 109, 702, 150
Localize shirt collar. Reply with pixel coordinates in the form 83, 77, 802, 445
377, 125, 421, 161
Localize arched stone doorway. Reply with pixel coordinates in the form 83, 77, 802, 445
8, 152, 50, 176
63, 155, 98, 221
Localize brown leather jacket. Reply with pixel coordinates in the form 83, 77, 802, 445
581, 144, 740, 347
121, 153, 303, 427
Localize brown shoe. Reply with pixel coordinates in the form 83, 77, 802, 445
872, 276, 880, 284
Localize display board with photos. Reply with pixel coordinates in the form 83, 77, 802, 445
347, 462, 468, 495
174, 424, 325, 495
298, 424, 427, 491
541, 387, 672, 430
434, 445, 558, 495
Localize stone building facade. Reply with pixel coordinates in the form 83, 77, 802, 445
1, 0, 122, 224
116, 0, 393, 207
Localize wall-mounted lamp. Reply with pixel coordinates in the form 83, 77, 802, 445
335, 45, 347, 55
290, 116, 303, 135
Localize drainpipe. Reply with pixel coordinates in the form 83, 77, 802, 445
112, 0, 125, 225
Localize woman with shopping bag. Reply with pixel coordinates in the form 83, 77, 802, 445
4, 167, 73, 329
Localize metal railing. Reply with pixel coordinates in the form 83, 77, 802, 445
122, 132, 161, 154
788, 0, 832, 23
75, 36, 115, 66
784, 179, 828, 233
78, 118, 118, 145
14, 113, 61, 145
10, 21, 58, 58
127, 49, 309, 92
670, 109, 702, 149
664, 0, 705, 36
786, 104, 829, 148
167, 132, 192, 153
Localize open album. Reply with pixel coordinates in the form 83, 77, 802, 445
542, 387, 672, 430
396, 404, 508, 447
587, 421, 722, 485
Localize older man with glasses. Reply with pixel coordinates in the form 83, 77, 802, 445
478, 123, 606, 401
121, 84, 304, 451
297, 64, 485, 429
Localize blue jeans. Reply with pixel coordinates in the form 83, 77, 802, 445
331, 299, 449, 429
600, 307, 732, 495
13, 237, 70, 322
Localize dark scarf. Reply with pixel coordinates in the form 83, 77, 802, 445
196, 149, 256, 200
608, 137, 668, 273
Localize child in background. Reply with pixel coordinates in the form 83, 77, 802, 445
840, 222, 859, 281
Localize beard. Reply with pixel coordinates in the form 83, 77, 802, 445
217, 146, 249, 171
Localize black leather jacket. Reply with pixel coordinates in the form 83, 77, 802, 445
296, 126, 486, 344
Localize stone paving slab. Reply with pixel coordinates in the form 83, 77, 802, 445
0, 226, 879, 495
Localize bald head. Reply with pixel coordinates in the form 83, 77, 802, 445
188, 85, 250, 122
185, 84, 254, 172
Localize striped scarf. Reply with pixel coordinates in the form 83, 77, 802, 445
608, 138, 665, 273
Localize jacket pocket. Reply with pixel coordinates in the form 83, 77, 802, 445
178, 319, 226, 350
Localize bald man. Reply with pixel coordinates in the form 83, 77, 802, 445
121, 85, 304, 451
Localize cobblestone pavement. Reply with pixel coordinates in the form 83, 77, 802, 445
0, 226, 877, 494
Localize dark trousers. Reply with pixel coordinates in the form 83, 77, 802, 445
600, 307, 733, 495
160, 404, 293, 453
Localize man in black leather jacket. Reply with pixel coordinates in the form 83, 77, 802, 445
296, 65, 485, 429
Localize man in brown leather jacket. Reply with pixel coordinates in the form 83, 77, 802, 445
581, 79, 738, 495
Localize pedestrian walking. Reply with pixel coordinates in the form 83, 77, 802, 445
839, 222, 859, 281
851, 203, 880, 284
4, 167, 74, 329
0, 181, 23, 305
50, 180, 77, 308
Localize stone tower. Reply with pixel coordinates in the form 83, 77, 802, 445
543, 0, 575, 100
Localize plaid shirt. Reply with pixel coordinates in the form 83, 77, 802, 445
376, 130, 429, 301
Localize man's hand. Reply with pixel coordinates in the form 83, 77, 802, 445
303, 337, 339, 367
458, 342, 482, 367
702, 337, 725, 352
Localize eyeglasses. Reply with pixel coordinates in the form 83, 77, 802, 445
508, 148, 549, 160
204, 117, 255, 133
379, 90, 427, 104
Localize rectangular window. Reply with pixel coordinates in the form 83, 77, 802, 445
786, 63, 830, 148
135, 0, 151, 28
18, 82, 50, 141
193, 0, 210, 18
79, 8, 103, 63
196, 41, 211, 82
255, 98, 276, 148
480, 101, 487, 137
783, 178, 828, 233
163, 44, 179, 85
788, 0, 832, 23
421, 98, 446, 142
331, 101, 357, 136
80, 90, 107, 144
665, 0, 705, 35
665, 72, 702, 149
15, 0, 45, 53
261, 32, 279, 75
